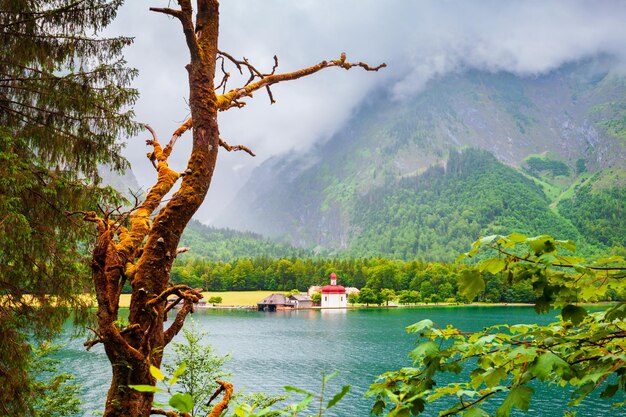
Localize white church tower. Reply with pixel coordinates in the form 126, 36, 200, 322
321, 272, 347, 308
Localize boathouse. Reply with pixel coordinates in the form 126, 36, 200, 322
288, 294, 314, 309
257, 293, 293, 311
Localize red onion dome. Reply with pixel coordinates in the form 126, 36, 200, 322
321, 285, 346, 294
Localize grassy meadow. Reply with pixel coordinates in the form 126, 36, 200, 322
117, 291, 284, 308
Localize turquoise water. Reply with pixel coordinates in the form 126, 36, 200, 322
58, 307, 620, 416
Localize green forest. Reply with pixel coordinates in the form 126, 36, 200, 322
349, 149, 578, 259
170, 253, 626, 305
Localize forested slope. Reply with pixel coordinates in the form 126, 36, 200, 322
348, 149, 582, 260
178, 220, 308, 261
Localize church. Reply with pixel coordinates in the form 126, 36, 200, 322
321, 272, 347, 308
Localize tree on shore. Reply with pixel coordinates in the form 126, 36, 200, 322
75, 2, 384, 416
369, 233, 626, 416
0, 1, 136, 414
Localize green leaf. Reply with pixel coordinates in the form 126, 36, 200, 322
464, 407, 490, 417
593, 256, 625, 265
537, 253, 558, 266
555, 239, 576, 252
527, 235, 555, 255
409, 398, 426, 415
483, 367, 507, 388
534, 296, 551, 314
322, 369, 339, 384
169, 362, 186, 385
561, 304, 587, 326
507, 232, 528, 243
456, 389, 477, 398
579, 284, 598, 301
293, 394, 313, 412
150, 365, 165, 382
372, 399, 386, 415
496, 386, 534, 417
556, 255, 585, 266
406, 319, 434, 334
479, 235, 498, 245
389, 406, 411, 417
458, 269, 485, 302
600, 384, 619, 399
326, 385, 350, 410
509, 324, 531, 334
284, 385, 314, 396
128, 384, 163, 393
475, 334, 497, 346
172, 362, 186, 379
530, 352, 572, 381
605, 303, 626, 321
479, 258, 507, 275
409, 341, 439, 360
169, 393, 194, 413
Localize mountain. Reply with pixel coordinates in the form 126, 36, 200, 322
99, 164, 143, 198
178, 220, 309, 261
215, 60, 626, 260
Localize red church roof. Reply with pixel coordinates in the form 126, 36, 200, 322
321, 284, 346, 294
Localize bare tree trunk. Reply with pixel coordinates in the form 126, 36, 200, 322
74, 1, 384, 416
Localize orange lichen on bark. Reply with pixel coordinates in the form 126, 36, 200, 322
207, 381, 233, 417
164, 118, 193, 156
79, 1, 383, 416
115, 132, 180, 264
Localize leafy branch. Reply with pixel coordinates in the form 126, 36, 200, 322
368, 233, 626, 417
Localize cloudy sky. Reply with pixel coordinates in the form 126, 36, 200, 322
108, 0, 626, 223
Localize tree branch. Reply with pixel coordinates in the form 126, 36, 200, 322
176, 247, 191, 255
440, 390, 497, 417
146, 285, 198, 310
167, 53, 386, 139
489, 243, 626, 272
207, 381, 233, 417
148, 8, 183, 20
216, 53, 385, 110
84, 324, 141, 350
151, 1, 200, 62
219, 138, 256, 157
163, 289, 203, 346
114, 125, 180, 263
103, 322, 145, 362
165, 118, 193, 157
150, 408, 189, 417
164, 296, 183, 316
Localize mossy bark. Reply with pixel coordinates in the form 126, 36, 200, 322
88, 2, 220, 416
82, 2, 383, 416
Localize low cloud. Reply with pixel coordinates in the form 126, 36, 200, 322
106, 1, 626, 221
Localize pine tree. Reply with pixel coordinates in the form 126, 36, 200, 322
0, 1, 137, 414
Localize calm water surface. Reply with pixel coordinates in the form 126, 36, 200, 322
58, 307, 620, 416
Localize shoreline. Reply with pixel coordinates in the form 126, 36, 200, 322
160, 301, 614, 311
100, 293, 617, 309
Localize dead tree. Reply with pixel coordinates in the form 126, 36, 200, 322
76, 1, 384, 416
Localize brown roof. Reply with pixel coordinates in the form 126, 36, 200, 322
258, 293, 292, 305
289, 294, 313, 302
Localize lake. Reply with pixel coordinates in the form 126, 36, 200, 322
57, 306, 617, 416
